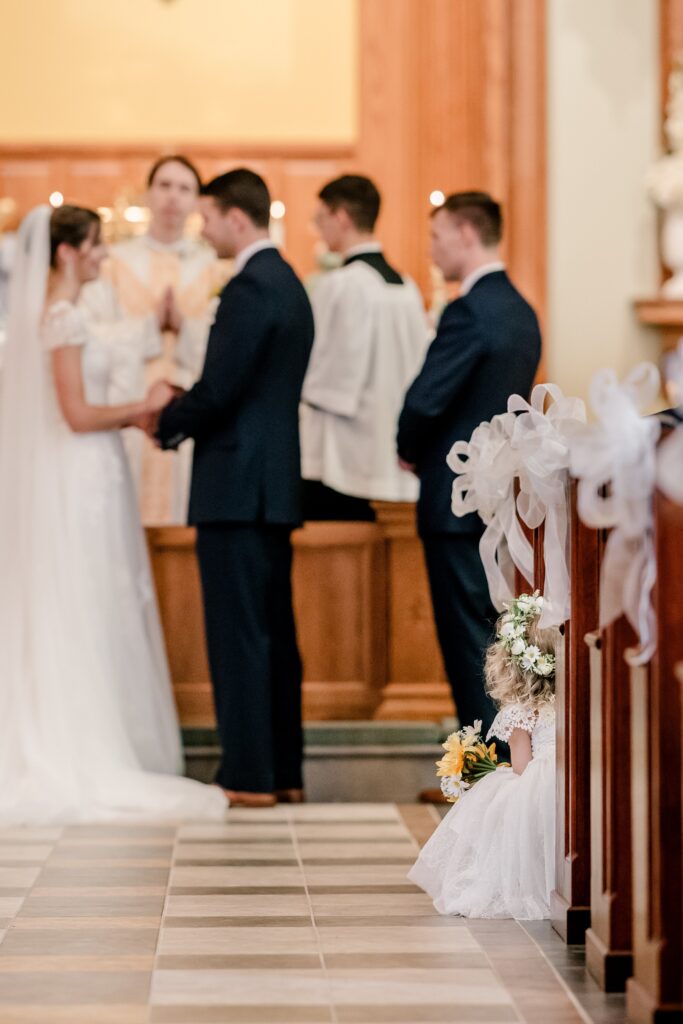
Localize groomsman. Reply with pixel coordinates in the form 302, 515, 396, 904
153, 169, 314, 807
398, 192, 541, 737
301, 175, 429, 521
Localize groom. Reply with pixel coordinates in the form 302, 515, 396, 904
151, 169, 314, 807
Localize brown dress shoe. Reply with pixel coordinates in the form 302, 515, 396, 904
224, 790, 276, 808
275, 788, 306, 804
418, 787, 449, 805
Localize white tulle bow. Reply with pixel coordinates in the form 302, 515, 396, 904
448, 385, 586, 624
508, 384, 587, 626
569, 363, 661, 663
448, 412, 532, 611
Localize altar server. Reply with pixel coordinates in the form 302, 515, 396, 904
301, 175, 429, 521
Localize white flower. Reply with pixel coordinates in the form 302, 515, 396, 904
440, 775, 470, 800
521, 645, 542, 670
458, 720, 483, 745
535, 655, 555, 677
511, 638, 526, 656
500, 621, 516, 638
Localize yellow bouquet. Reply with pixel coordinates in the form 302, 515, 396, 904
436, 720, 504, 803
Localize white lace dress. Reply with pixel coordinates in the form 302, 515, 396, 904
409, 701, 556, 919
0, 301, 226, 823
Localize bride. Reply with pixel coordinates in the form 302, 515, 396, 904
0, 204, 227, 823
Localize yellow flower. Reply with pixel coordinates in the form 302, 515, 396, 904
435, 733, 464, 777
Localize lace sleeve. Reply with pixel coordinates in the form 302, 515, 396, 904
487, 704, 538, 742
43, 301, 89, 351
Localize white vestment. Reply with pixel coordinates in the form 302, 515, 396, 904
301, 255, 430, 502
80, 234, 228, 524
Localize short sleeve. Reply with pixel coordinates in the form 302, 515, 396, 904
487, 704, 538, 742
43, 301, 89, 351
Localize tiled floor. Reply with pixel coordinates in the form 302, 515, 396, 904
0, 805, 623, 1024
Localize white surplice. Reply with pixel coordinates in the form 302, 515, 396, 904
301, 251, 430, 502
80, 234, 229, 523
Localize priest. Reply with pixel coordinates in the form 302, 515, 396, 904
80, 155, 229, 524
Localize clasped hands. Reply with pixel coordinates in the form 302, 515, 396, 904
130, 380, 184, 440
157, 286, 183, 334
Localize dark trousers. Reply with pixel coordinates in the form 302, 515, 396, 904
195, 523, 303, 792
422, 531, 500, 739
302, 479, 376, 522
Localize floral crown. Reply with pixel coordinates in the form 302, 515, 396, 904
497, 591, 555, 679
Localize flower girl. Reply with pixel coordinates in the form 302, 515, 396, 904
409, 593, 557, 919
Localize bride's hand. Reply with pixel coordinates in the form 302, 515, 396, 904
146, 380, 176, 413
128, 409, 156, 433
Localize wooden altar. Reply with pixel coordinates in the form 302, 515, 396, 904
146, 502, 453, 726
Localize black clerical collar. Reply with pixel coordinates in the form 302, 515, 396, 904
343, 249, 403, 285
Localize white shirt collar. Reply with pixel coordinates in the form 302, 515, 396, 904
343, 241, 383, 259
233, 238, 277, 276
144, 233, 196, 257
459, 261, 506, 297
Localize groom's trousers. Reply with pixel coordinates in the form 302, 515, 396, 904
195, 523, 304, 793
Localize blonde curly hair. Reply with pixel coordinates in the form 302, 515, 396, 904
485, 613, 558, 710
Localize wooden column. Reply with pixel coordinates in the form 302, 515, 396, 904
585, 610, 636, 991
373, 503, 453, 721
146, 526, 212, 725
627, 490, 683, 1023
550, 479, 600, 943
294, 520, 388, 721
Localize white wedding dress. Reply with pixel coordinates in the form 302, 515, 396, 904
409, 701, 555, 919
0, 206, 226, 824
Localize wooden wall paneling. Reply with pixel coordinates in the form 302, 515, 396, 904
356, 0, 423, 288
626, 490, 683, 1024
146, 526, 213, 726
278, 158, 348, 280
551, 479, 600, 943
293, 521, 387, 721
372, 503, 452, 721
660, 0, 683, 119
585, 611, 636, 992
0, 156, 56, 219
508, 0, 547, 351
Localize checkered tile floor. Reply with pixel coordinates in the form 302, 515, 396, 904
0, 804, 591, 1023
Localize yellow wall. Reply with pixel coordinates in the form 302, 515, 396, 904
0, 0, 357, 143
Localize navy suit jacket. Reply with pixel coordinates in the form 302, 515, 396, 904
157, 247, 314, 526
397, 270, 541, 536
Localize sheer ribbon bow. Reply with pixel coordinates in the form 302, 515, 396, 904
449, 412, 531, 612
508, 384, 586, 626
570, 363, 661, 663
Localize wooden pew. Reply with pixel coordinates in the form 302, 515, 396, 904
585, 600, 636, 990
627, 489, 683, 1023
550, 479, 600, 943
